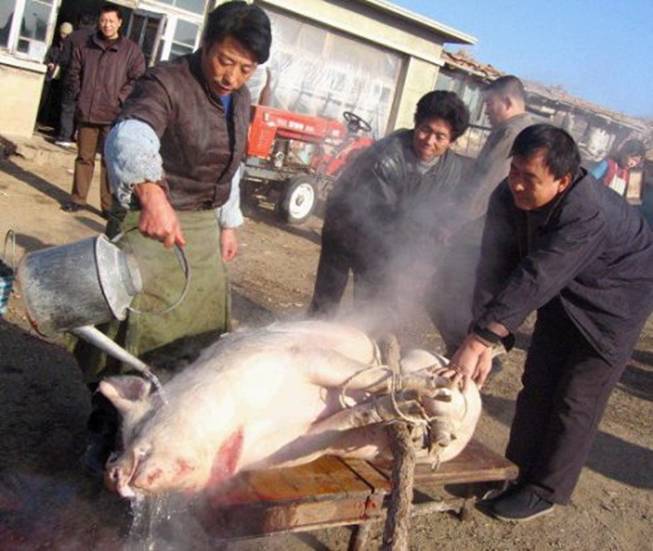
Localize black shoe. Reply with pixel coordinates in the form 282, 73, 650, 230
477, 480, 518, 502
489, 486, 555, 522
61, 202, 82, 213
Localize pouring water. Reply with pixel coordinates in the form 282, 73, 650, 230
16, 231, 190, 402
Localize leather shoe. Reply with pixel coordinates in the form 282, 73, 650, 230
488, 486, 555, 522
61, 202, 82, 213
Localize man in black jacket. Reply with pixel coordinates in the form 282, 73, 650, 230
450, 124, 653, 521
309, 90, 470, 335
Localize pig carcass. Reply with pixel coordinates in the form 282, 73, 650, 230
100, 321, 481, 498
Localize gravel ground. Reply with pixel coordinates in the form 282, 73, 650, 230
0, 153, 651, 550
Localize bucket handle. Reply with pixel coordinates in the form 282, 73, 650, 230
3, 230, 15, 269
111, 229, 192, 317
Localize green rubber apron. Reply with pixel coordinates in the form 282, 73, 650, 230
72, 210, 230, 383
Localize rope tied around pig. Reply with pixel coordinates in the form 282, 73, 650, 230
337, 341, 470, 470
337, 335, 469, 551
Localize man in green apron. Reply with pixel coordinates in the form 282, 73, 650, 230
76, 1, 272, 473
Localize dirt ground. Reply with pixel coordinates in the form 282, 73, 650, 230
0, 148, 651, 551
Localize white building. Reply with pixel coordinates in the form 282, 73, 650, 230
0, 0, 475, 138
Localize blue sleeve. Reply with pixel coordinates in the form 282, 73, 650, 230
590, 160, 609, 182
216, 164, 244, 229
104, 119, 164, 208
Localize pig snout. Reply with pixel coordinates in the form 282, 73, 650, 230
106, 446, 203, 497
105, 446, 152, 499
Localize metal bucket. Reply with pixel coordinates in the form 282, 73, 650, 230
0, 230, 15, 316
17, 233, 144, 336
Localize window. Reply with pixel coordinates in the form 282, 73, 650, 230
0, 4, 14, 48
0, 0, 57, 61
154, 0, 207, 15
168, 19, 199, 60
18, 0, 52, 58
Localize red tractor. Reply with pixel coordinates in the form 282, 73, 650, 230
243, 105, 374, 224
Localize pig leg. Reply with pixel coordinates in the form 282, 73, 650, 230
302, 347, 391, 391
247, 422, 393, 470
281, 424, 393, 468
304, 347, 451, 397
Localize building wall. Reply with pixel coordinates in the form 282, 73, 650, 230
0, 59, 45, 138
257, 0, 445, 64
255, 0, 446, 131
392, 57, 440, 129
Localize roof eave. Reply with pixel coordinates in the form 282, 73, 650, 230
355, 0, 477, 45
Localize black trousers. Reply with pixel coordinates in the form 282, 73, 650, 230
56, 92, 76, 142
506, 299, 626, 504
309, 227, 387, 323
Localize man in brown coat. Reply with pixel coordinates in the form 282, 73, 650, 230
77, 1, 271, 475
61, 4, 145, 217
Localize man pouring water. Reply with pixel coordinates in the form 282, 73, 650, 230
73, 1, 272, 474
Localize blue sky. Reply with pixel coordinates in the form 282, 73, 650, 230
393, 0, 653, 118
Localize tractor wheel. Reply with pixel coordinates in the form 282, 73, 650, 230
277, 176, 317, 224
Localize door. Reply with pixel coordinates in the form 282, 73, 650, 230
126, 9, 165, 66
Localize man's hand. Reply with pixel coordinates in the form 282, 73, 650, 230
449, 334, 494, 388
220, 228, 238, 262
134, 182, 185, 248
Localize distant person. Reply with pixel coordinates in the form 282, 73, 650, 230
54, 13, 96, 148
467, 75, 540, 219
427, 75, 539, 357
450, 124, 653, 521
308, 90, 470, 337
38, 22, 73, 129
61, 4, 145, 217
591, 138, 646, 197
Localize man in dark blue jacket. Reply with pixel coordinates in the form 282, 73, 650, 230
450, 124, 653, 521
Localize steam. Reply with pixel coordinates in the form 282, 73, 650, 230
324, 156, 481, 354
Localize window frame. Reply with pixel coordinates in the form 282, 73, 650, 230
1, 0, 60, 63
138, 1, 205, 62
148, 0, 208, 17
157, 13, 202, 61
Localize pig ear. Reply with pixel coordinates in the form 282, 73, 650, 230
99, 376, 152, 415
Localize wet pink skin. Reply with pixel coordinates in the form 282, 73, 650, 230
207, 427, 244, 489
105, 428, 245, 498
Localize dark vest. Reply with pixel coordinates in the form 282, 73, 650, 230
119, 50, 250, 210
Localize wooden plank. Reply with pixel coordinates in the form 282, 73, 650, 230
209, 456, 374, 508
201, 495, 370, 538
200, 438, 518, 539
209, 473, 263, 507
373, 439, 519, 484
307, 455, 374, 497
341, 459, 391, 518
342, 458, 392, 493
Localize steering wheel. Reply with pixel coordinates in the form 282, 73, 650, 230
343, 111, 372, 134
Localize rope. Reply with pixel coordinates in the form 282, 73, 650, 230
379, 334, 414, 551
337, 357, 472, 468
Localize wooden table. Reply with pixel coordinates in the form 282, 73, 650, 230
198, 439, 518, 547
